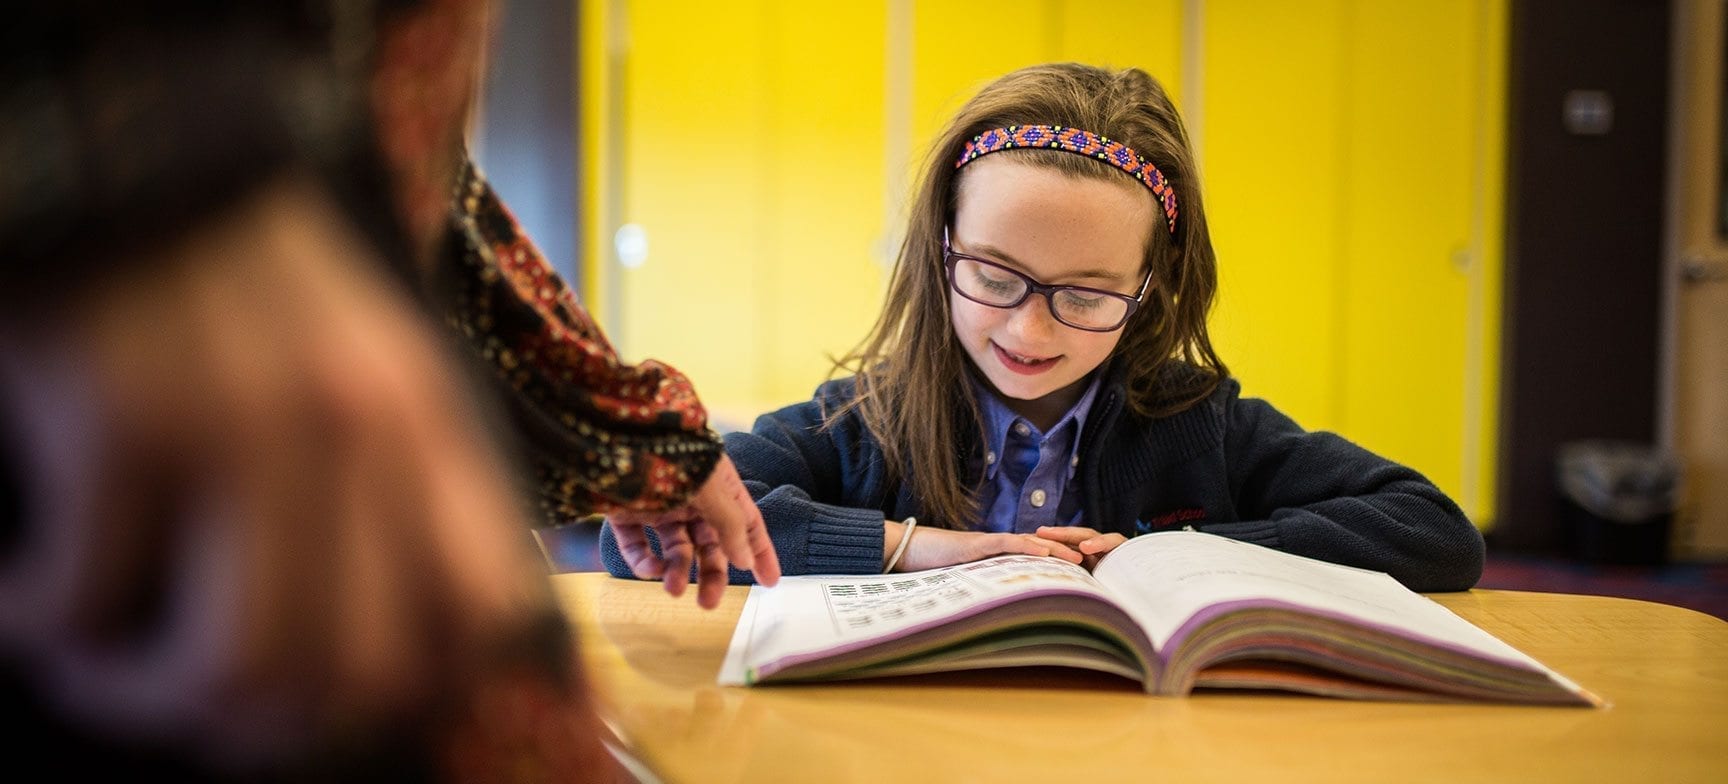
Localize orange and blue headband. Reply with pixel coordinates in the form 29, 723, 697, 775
955, 125, 1178, 235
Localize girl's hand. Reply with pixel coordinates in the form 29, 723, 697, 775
888, 522, 1084, 572
1034, 526, 1129, 571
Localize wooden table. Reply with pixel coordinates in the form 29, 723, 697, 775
554, 573, 1728, 783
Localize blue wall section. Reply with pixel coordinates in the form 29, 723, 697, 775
474, 0, 582, 286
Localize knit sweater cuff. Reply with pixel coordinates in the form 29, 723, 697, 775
803, 508, 888, 575
1199, 520, 1283, 549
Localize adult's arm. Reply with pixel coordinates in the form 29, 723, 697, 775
443, 162, 776, 595
442, 163, 726, 520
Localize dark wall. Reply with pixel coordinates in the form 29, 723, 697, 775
1497, 0, 1671, 551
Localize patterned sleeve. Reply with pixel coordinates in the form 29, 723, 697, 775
441, 160, 722, 523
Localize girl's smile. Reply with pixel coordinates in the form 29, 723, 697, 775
992, 341, 1061, 375
950, 156, 1157, 428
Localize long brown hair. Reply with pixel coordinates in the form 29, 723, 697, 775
830, 63, 1227, 529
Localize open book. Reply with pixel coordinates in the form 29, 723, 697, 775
719, 531, 1599, 705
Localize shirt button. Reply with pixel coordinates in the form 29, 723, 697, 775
1030, 489, 1047, 508
1013, 422, 1031, 437
1070, 455, 1079, 467
985, 451, 997, 465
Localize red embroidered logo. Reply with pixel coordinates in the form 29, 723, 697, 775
1137, 508, 1206, 533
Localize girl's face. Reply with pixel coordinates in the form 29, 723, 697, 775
949, 156, 1156, 427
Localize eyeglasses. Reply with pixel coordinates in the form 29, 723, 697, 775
942, 226, 1151, 332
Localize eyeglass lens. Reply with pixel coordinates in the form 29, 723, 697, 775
949, 255, 1131, 330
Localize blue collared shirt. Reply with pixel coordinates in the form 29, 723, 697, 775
971, 373, 1101, 533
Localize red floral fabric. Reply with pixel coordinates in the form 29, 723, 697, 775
443, 160, 722, 522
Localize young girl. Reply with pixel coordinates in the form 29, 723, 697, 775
603, 62, 1484, 592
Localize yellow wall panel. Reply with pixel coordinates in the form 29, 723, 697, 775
1201, 0, 1349, 431
1199, 0, 1502, 522
1053, 0, 1184, 93
908, 2, 1184, 159
761, 6, 888, 419
616, 1, 778, 413
1336, 0, 1505, 523
1474, 0, 1506, 525
608, 2, 888, 427
1338, 1, 1476, 506
909, 2, 1051, 157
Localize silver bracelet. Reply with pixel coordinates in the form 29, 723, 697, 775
884, 517, 918, 573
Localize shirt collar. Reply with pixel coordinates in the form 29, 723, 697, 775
972, 371, 1104, 481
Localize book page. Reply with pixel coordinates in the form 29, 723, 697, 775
718, 555, 1113, 685
1091, 532, 1548, 670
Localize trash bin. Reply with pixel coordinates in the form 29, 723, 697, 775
1556, 440, 1680, 566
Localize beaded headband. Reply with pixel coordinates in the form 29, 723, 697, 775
955, 124, 1178, 235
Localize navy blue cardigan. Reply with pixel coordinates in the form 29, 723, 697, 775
603, 371, 1484, 592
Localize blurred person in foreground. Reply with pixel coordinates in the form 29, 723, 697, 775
0, 0, 773, 779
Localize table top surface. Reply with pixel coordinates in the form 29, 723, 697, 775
554, 572, 1728, 784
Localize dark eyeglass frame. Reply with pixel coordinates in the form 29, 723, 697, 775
941, 226, 1152, 333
